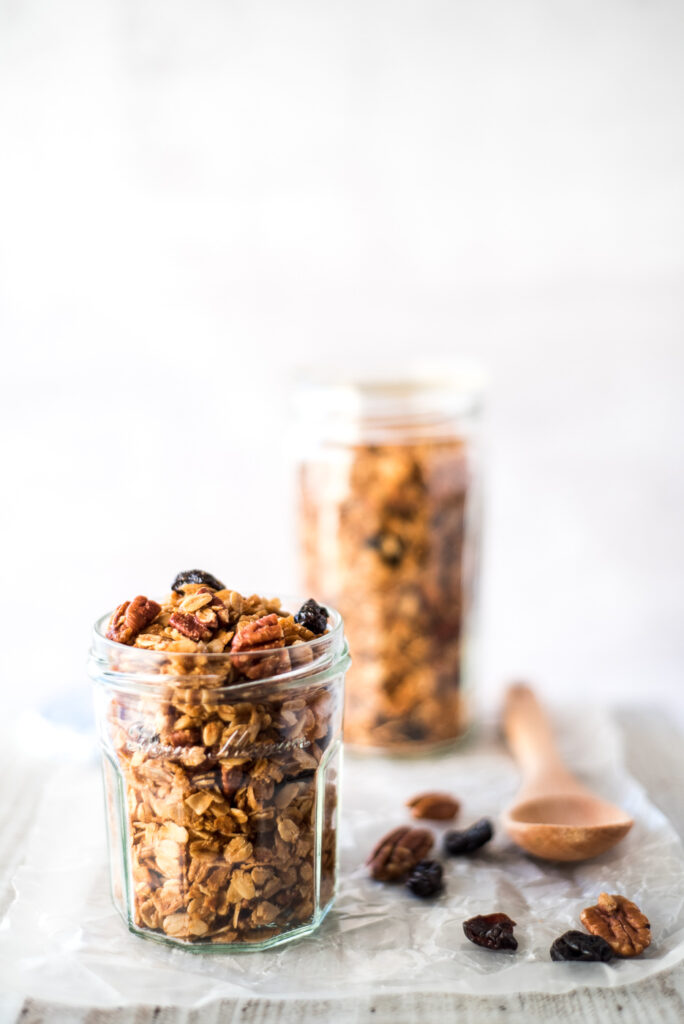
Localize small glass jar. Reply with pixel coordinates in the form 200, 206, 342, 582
296, 367, 483, 754
89, 604, 349, 951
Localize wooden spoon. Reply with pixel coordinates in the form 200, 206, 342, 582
502, 683, 633, 861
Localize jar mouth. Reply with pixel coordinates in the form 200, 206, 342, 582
89, 600, 348, 694
294, 360, 484, 444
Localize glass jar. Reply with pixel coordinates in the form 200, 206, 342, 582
89, 604, 349, 951
296, 367, 483, 753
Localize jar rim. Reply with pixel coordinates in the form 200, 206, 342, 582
89, 600, 349, 694
293, 360, 484, 444
296, 359, 484, 404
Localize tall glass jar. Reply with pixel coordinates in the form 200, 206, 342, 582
89, 604, 349, 951
296, 368, 483, 754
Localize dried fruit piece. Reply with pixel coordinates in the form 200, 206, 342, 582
463, 913, 517, 952
365, 530, 405, 568
405, 859, 443, 898
407, 792, 460, 821
580, 893, 651, 957
171, 569, 226, 593
294, 598, 329, 635
550, 930, 614, 962
444, 818, 493, 855
367, 826, 434, 882
106, 596, 161, 644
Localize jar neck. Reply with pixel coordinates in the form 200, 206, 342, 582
295, 373, 483, 446
88, 607, 348, 694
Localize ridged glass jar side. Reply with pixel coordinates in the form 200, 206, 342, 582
90, 608, 349, 951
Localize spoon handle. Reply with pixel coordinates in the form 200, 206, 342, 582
503, 683, 575, 786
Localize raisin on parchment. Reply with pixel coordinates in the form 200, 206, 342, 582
463, 913, 517, 952
550, 930, 614, 962
405, 860, 443, 899
444, 818, 493, 856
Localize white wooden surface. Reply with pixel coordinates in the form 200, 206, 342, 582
2, 706, 684, 1024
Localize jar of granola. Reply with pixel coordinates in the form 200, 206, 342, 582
297, 368, 483, 753
89, 573, 349, 951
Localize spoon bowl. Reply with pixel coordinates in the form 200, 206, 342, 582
502, 684, 633, 861
503, 793, 633, 861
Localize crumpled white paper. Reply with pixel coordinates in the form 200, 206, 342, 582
2, 706, 684, 1008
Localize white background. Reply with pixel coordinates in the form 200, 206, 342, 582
1, 0, 682, 721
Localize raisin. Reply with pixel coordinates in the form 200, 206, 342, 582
171, 569, 226, 593
365, 531, 405, 567
463, 913, 517, 952
294, 598, 329, 635
404, 720, 428, 741
444, 818, 493, 855
550, 930, 614, 963
405, 859, 443, 899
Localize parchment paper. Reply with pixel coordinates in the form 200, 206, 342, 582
1, 707, 684, 1007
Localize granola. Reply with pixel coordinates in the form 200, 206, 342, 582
96, 578, 344, 948
299, 436, 477, 750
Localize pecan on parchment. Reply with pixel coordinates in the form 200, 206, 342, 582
107, 595, 161, 644
407, 792, 460, 821
367, 826, 434, 882
580, 892, 651, 956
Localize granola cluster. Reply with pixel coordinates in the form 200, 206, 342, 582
99, 574, 342, 947
299, 437, 476, 749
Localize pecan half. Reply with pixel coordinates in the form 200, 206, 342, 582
580, 893, 651, 957
106, 601, 131, 643
126, 595, 161, 633
220, 765, 245, 799
367, 826, 434, 882
231, 613, 289, 680
168, 728, 201, 748
407, 792, 460, 821
107, 596, 160, 644
231, 613, 285, 651
169, 611, 213, 642
170, 590, 230, 642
